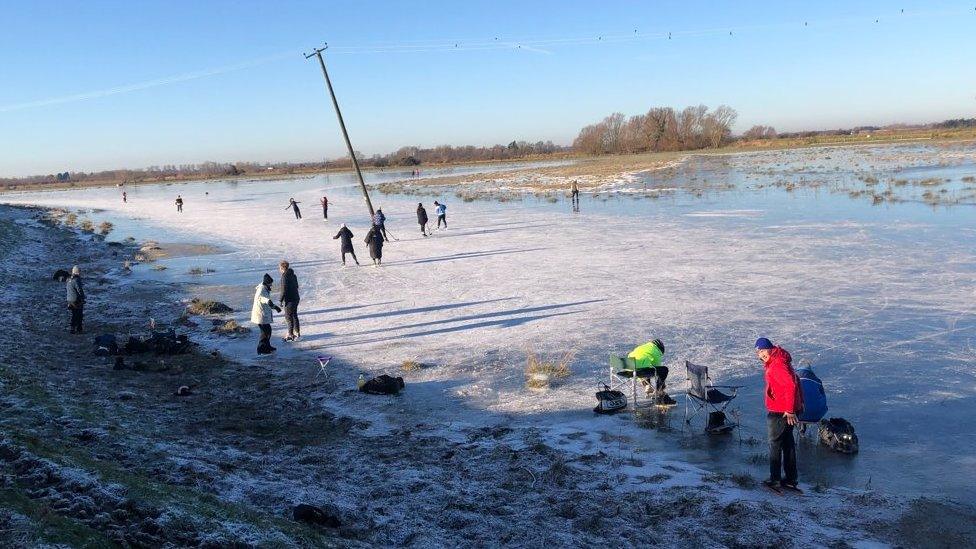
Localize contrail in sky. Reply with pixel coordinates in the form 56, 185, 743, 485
0, 50, 297, 113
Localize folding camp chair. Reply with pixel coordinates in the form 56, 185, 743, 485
684, 361, 742, 434
609, 353, 667, 410
315, 355, 333, 379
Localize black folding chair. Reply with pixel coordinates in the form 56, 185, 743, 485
684, 361, 742, 433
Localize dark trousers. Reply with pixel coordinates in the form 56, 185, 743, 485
68, 304, 84, 333
419, 222, 427, 235
282, 301, 300, 337
638, 366, 668, 391
767, 413, 798, 485
322, 205, 328, 219
293, 207, 302, 219
437, 214, 447, 228
257, 324, 272, 353
572, 190, 579, 204
177, 204, 182, 212
342, 251, 358, 265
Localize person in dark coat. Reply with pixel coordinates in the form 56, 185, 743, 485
333, 224, 359, 266
365, 224, 384, 265
416, 203, 429, 237
278, 260, 301, 341
175, 195, 183, 212
320, 195, 329, 219
285, 198, 302, 219
65, 265, 85, 334
373, 209, 388, 241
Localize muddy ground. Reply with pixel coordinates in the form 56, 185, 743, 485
1, 204, 973, 548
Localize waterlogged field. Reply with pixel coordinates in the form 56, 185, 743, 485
4, 142, 975, 503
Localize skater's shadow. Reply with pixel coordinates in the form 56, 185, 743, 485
301, 297, 516, 327
303, 299, 602, 347
385, 248, 547, 266
301, 301, 401, 317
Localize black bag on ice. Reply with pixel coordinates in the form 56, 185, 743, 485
594, 384, 627, 414
360, 375, 405, 395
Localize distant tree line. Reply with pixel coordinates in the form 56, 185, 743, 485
573, 105, 739, 154
334, 140, 564, 169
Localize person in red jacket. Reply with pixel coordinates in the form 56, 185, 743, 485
756, 337, 800, 491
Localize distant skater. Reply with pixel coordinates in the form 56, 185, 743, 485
286, 198, 302, 219
373, 208, 389, 241
320, 195, 329, 219
278, 260, 301, 341
434, 201, 447, 229
571, 180, 580, 208
365, 224, 384, 266
175, 195, 183, 212
250, 273, 281, 355
416, 203, 429, 236
333, 224, 360, 266
122, 191, 127, 203
66, 265, 85, 334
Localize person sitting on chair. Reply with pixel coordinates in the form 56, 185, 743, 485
628, 339, 675, 405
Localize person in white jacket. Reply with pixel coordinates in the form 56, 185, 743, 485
251, 273, 282, 354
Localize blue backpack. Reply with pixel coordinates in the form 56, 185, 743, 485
796, 368, 828, 422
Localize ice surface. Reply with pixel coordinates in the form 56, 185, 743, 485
4, 143, 975, 503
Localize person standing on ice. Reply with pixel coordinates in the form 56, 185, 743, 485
373, 208, 389, 241
570, 180, 580, 207
333, 224, 359, 266
365, 224, 384, 265
278, 260, 301, 341
251, 273, 282, 354
755, 337, 802, 493
320, 195, 329, 219
65, 265, 86, 334
627, 339, 675, 405
434, 201, 447, 229
285, 198, 302, 219
175, 195, 183, 212
416, 203, 429, 236
122, 191, 127, 204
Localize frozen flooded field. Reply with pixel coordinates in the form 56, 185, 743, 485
4, 142, 975, 505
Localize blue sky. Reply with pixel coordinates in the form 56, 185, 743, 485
1, 0, 974, 176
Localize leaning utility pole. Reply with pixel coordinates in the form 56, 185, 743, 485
305, 44, 375, 218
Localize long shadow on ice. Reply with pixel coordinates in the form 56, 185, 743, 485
307, 309, 583, 348
301, 301, 402, 317
335, 299, 604, 338
303, 297, 517, 327
384, 247, 548, 266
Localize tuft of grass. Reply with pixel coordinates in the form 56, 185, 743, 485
187, 267, 216, 276
962, 176, 975, 183
97, 221, 114, 235
401, 360, 427, 372
64, 213, 78, 226
78, 219, 94, 232
152, 264, 167, 271
525, 350, 574, 390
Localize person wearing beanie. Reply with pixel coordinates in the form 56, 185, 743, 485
333, 223, 359, 266
416, 203, 429, 237
372, 208, 388, 241
626, 338, 675, 405
65, 265, 86, 334
756, 337, 802, 492
251, 273, 282, 354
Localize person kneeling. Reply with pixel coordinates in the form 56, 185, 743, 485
627, 338, 675, 405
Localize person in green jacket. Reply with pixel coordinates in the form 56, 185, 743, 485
627, 338, 675, 405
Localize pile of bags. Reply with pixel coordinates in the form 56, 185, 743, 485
93, 330, 192, 357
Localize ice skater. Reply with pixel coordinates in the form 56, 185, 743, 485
175, 195, 183, 212
65, 265, 85, 334
755, 337, 801, 494
333, 224, 359, 265
365, 224, 384, 266
250, 273, 282, 355
320, 195, 329, 219
278, 260, 301, 341
434, 201, 447, 229
373, 208, 389, 241
286, 198, 302, 219
571, 180, 580, 210
416, 203, 429, 236
122, 191, 127, 203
